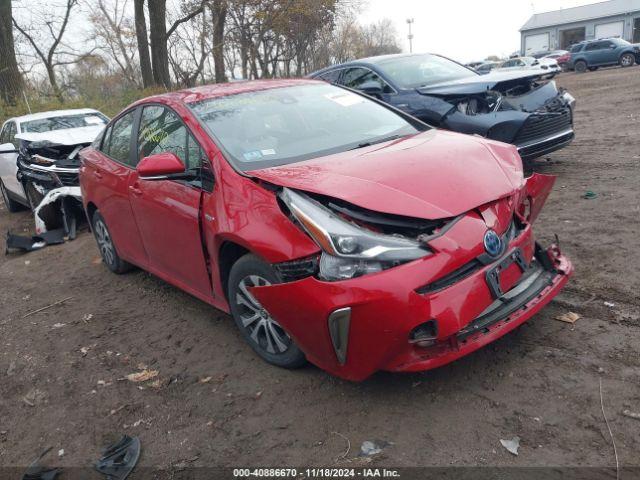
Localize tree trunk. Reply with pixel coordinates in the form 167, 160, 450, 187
0, 0, 24, 105
211, 0, 227, 83
147, 0, 171, 88
134, 0, 154, 88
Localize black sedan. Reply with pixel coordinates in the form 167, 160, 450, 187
310, 53, 576, 160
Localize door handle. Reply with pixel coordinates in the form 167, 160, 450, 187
129, 184, 143, 196
94, 171, 103, 179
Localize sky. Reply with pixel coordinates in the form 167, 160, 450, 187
359, 0, 596, 62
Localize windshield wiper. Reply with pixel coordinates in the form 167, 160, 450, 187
349, 134, 403, 150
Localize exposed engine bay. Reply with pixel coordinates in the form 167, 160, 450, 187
410, 71, 576, 160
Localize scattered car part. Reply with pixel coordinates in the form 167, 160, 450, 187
22, 447, 61, 480
5, 229, 66, 253
309, 53, 575, 160
94, 435, 141, 480
500, 436, 520, 456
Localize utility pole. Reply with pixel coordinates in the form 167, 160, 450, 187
406, 18, 415, 53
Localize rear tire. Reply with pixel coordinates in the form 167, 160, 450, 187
574, 60, 587, 73
0, 180, 22, 213
620, 53, 635, 67
228, 254, 306, 369
92, 210, 132, 274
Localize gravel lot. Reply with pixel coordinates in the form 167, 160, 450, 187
1, 66, 639, 475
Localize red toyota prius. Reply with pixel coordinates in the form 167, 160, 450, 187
79, 79, 572, 381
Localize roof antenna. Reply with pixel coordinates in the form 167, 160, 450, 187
22, 90, 32, 114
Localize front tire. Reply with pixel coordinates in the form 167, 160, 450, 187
620, 53, 635, 67
228, 254, 306, 369
0, 180, 22, 213
92, 210, 132, 274
574, 60, 587, 73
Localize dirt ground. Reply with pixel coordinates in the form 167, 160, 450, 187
1, 66, 639, 476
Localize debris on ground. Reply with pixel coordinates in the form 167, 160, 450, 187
500, 436, 520, 456
331, 432, 351, 460
23, 388, 47, 407
198, 376, 212, 384
604, 301, 615, 308
126, 369, 159, 383
57, 449, 64, 457
22, 297, 73, 319
582, 190, 597, 199
555, 311, 581, 324
5, 186, 85, 253
21, 447, 61, 480
94, 435, 141, 480
51, 323, 66, 329
359, 440, 390, 456
622, 410, 640, 420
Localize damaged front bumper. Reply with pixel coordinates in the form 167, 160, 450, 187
251, 175, 572, 381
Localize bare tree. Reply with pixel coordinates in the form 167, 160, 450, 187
12, 0, 86, 102
210, 0, 228, 82
134, 0, 154, 87
89, 0, 140, 87
0, 0, 24, 104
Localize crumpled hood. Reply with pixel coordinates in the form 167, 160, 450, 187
16, 125, 104, 146
417, 70, 551, 96
248, 130, 524, 220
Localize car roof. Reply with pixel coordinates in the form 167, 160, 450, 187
135, 78, 323, 106
9, 108, 103, 125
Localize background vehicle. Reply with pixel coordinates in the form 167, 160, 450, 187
80, 79, 572, 381
568, 38, 640, 72
0, 109, 108, 212
496, 56, 559, 73
475, 61, 500, 74
310, 53, 575, 160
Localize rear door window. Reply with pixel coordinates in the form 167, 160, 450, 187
104, 110, 136, 165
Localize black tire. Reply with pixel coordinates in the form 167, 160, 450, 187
228, 254, 306, 369
620, 53, 635, 67
91, 210, 132, 274
0, 180, 22, 213
574, 60, 587, 73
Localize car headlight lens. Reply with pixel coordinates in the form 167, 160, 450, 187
280, 188, 430, 281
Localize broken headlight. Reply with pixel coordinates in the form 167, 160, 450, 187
280, 188, 430, 281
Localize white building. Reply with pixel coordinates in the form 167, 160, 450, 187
520, 0, 640, 54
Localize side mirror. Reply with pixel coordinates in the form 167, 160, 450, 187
137, 152, 185, 178
358, 81, 384, 96
0, 142, 17, 153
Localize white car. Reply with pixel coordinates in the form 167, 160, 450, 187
496, 56, 560, 74
0, 108, 108, 212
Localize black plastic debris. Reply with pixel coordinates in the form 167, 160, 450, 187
95, 435, 141, 480
22, 447, 61, 480
5, 229, 66, 253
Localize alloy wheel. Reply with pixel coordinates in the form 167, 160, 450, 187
94, 218, 116, 266
621, 54, 634, 67
235, 275, 291, 355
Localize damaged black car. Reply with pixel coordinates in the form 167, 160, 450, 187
310, 53, 575, 160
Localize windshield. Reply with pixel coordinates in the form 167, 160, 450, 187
189, 83, 423, 171
22, 113, 108, 133
374, 54, 477, 88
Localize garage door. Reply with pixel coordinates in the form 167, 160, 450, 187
524, 33, 550, 54
595, 21, 624, 39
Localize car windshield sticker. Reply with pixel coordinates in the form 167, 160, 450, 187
324, 92, 364, 107
242, 150, 263, 161
261, 149, 276, 156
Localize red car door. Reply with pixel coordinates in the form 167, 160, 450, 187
82, 109, 149, 268
127, 104, 212, 300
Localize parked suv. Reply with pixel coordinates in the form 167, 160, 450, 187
569, 38, 640, 72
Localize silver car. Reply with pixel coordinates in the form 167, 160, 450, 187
0, 109, 108, 211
